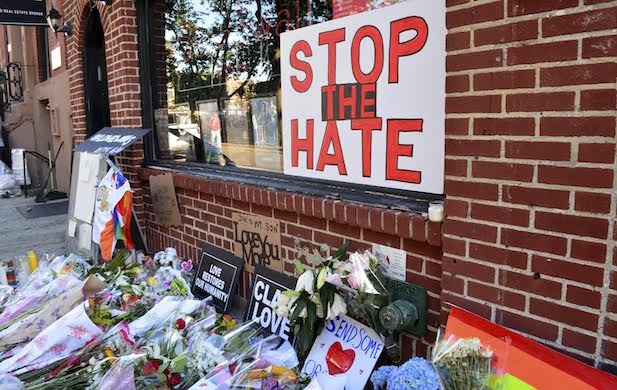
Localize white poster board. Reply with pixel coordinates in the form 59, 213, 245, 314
281, 1, 446, 194
301, 315, 384, 390
372, 243, 407, 282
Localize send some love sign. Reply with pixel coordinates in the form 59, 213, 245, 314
281, 1, 446, 194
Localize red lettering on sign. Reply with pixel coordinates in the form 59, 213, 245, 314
290, 41, 313, 93
351, 118, 382, 177
386, 119, 422, 183
319, 28, 346, 85
351, 25, 384, 84
317, 121, 347, 175
389, 17, 428, 83
291, 119, 314, 169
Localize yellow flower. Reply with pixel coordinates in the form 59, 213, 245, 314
122, 293, 131, 303
147, 277, 158, 288
226, 319, 237, 330
104, 348, 115, 364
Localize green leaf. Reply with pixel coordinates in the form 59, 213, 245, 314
307, 301, 317, 332
171, 354, 187, 372
290, 298, 307, 322
320, 289, 329, 319
332, 241, 349, 260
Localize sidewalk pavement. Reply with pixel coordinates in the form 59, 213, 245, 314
0, 196, 67, 261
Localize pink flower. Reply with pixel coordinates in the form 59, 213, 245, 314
176, 318, 186, 330
50, 344, 66, 355
180, 260, 193, 272
69, 326, 87, 340
34, 335, 48, 348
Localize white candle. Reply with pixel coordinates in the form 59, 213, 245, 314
428, 201, 444, 222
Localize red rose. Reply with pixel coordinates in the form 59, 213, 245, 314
143, 359, 159, 376
176, 318, 186, 330
167, 372, 181, 386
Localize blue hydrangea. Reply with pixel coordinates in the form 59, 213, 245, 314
371, 365, 396, 389
371, 357, 439, 390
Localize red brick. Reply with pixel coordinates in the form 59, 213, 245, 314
571, 239, 607, 263
538, 165, 613, 188
506, 92, 574, 112
540, 117, 615, 137
536, 212, 608, 239
501, 229, 567, 255
469, 242, 528, 269
540, 116, 615, 137
365, 230, 399, 248
442, 237, 466, 256
474, 69, 535, 91
505, 141, 571, 161
562, 329, 597, 354
575, 191, 612, 213
609, 294, 617, 313
542, 7, 617, 37
531, 255, 605, 287
274, 209, 298, 223
447, 0, 468, 6
443, 219, 498, 242
581, 89, 616, 111
602, 340, 617, 362
468, 281, 526, 311
427, 222, 442, 246
445, 159, 467, 177
446, 95, 502, 113
298, 215, 326, 230
473, 117, 535, 136
446, 75, 469, 93
507, 41, 578, 65
447, 49, 503, 72
444, 199, 468, 218
475, 20, 538, 46
499, 269, 562, 299
357, 206, 370, 229
446, 31, 470, 51
472, 161, 534, 182
446, 179, 499, 201
582, 35, 617, 58
446, 139, 500, 157
403, 239, 442, 259
313, 231, 343, 248
286, 224, 312, 240
443, 293, 492, 320
495, 309, 559, 341
396, 213, 411, 238
604, 318, 617, 339
530, 298, 598, 331
443, 256, 495, 283
446, 1, 504, 29
541, 63, 617, 87
369, 208, 383, 232
383, 211, 396, 235
471, 203, 530, 227
411, 217, 427, 242
508, 0, 578, 16
578, 143, 615, 164
503, 183, 569, 209
446, 118, 469, 135
442, 274, 464, 294
329, 221, 360, 239
566, 285, 601, 309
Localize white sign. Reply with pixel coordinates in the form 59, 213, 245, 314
301, 315, 384, 390
281, 1, 446, 194
372, 243, 407, 281
51, 46, 62, 70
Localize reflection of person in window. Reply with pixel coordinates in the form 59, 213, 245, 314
209, 112, 222, 148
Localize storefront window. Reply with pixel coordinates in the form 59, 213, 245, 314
153, 0, 332, 172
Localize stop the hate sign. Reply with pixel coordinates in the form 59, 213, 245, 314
281, 1, 446, 194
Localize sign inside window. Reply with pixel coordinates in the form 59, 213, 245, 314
0, 0, 47, 26
281, 1, 446, 194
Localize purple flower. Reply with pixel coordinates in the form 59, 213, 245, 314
261, 376, 281, 390
36, 319, 47, 330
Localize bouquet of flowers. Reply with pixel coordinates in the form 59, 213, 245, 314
371, 357, 439, 390
273, 243, 392, 358
431, 331, 495, 390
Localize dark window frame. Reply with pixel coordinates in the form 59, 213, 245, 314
136, 0, 443, 213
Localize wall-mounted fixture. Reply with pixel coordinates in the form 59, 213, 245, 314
46, 7, 72, 36
89, 0, 114, 6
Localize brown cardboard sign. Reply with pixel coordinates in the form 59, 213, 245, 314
232, 212, 282, 273
149, 173, 182, 227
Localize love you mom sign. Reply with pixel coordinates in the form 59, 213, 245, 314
281, 1, 446, 194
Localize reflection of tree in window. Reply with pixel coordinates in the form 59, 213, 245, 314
163, 0, 331, 169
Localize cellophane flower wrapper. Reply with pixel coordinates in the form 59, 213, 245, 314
431, 331, 497, 390
0, 301, 104, 375
222, 338, 301, 389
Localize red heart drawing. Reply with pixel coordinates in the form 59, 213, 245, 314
326, 342, 355, 375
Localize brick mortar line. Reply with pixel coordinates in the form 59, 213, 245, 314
445, 83, 617, 96
445, 111, 616, 118
445, 178, 616, 193
453, 197, 613, 217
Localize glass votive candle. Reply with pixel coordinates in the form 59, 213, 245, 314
428, 201, 444, 222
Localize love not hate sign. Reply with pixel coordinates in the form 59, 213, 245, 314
281, 1, 446, 194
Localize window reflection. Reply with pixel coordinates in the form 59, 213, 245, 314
153, 0, 332, 172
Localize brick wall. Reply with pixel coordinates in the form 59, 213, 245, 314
64, 0, 146, 224
442, 0, 617, 372
137, 167, 443, 360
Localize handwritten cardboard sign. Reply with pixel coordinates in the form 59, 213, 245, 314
149, 173, 182, 227
245, 265, 297, 342
281, 1, 446, 194
301, 315, 384, 390
192, 243, 243, 313
232, 213, 282, 273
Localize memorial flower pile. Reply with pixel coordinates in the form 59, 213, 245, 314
371, 357, 439, 390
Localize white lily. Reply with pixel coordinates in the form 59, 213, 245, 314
327, 293, 347, 319
295, 270, 315, 294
